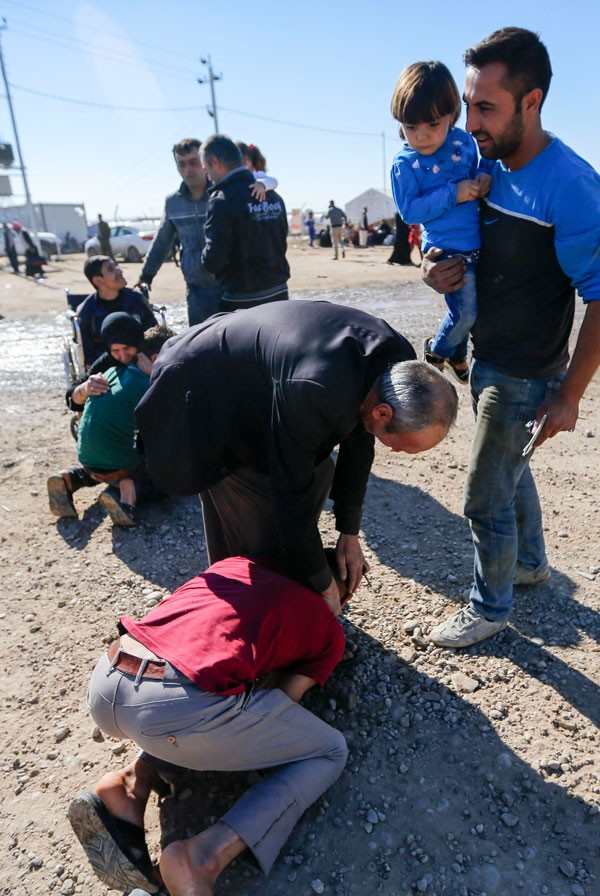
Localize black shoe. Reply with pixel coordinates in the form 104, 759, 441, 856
98, 491, 136, 527
47, 474, 77, 519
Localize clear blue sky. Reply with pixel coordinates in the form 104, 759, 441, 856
1, 0, 598, 223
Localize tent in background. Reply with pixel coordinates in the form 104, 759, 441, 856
345, 188, 396, 224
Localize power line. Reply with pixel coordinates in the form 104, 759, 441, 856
11, 81, 398, 139
7, 21, 194, 81
11, 82, 200, 112
3, 0, 200, 67
219, 104, 386, 138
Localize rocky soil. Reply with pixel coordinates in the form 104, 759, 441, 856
0, 246, 598, 896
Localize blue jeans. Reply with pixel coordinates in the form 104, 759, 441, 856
186, 283, 223, 326
464, 360, 565, 621
430, 254, 478, 360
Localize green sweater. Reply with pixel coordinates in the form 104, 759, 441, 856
78, 365, 149, 471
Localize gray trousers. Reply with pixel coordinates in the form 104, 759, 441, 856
88, 652, 347, 875
200, 458, 336, 565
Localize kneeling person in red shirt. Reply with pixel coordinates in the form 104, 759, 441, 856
68, 554, 349, 895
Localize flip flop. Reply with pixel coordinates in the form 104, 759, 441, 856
67, 792, 159, 893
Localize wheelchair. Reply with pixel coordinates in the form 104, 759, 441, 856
62, 286, 167, 440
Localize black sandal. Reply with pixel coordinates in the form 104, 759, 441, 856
447, 357, 470, 384
422, 337, 445, 371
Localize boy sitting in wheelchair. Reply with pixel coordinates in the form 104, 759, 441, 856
76, 256, 158, 366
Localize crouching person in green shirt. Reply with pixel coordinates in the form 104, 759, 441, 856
47, 320, 174, 527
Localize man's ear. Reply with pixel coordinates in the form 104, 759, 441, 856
523, 87, 543, 115
370, 402, 394, 424
91, 274, 103, 290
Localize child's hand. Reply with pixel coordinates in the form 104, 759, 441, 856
475, 172, 492, 197
250, 181, 266, 201
456, 179, 480, 203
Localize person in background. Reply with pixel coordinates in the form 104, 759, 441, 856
3, 223, 19, 273
359, 206, 369, 248
325, 200, 347, 260
305, 210, 317, 247
97, 215, 114, 259
387, 214, 412, 265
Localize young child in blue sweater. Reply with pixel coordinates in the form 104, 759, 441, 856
390, 61, 491, 382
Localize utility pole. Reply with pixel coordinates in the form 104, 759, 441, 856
198, 55, 222, 133
0, 18, 39, 237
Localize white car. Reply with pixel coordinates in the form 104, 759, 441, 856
84, 223, 155, 263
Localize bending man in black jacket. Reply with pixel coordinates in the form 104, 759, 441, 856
200, 134, 290, 312
136, 300, 458, 613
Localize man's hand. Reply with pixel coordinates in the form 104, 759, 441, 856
475, 172, 492, 197
136, 352, 153, 376
134, 280, 151, 291
250, 181, 266, 201
336, 533, 368, 596
421, 247, 466, 294
533, 390, 579, 446
456, 179, 480, 203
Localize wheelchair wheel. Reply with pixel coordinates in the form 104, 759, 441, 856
70, 414, 79, 441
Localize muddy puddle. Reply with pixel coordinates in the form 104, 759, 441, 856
0, 282, 435, 393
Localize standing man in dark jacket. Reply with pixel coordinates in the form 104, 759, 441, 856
200, 134, 289, 312
138, 138, 222, 326
136, 300, 458, 613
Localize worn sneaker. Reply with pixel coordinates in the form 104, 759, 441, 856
47, 474, 77, 519
514, 562, 551, 585
429, 605, 507, 648
98, 491, 136, 527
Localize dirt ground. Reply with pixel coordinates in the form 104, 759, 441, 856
0, 243, 598, 896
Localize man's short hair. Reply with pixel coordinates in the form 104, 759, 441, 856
172, 138, 202, 157
201, 134, 243, 171
84, 255, 111, 286
141, 324, 175, 357
379, 360, 458, 434
463, 27, 553, 108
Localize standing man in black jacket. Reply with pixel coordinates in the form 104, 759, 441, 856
200, 134, 290, 312
136, 301, 458, 613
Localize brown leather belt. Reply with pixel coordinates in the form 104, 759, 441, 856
106, 639, 166, 681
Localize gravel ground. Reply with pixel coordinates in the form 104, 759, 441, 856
0, 247, 598, 896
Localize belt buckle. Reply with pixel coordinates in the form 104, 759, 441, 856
134, 658, 149, 686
